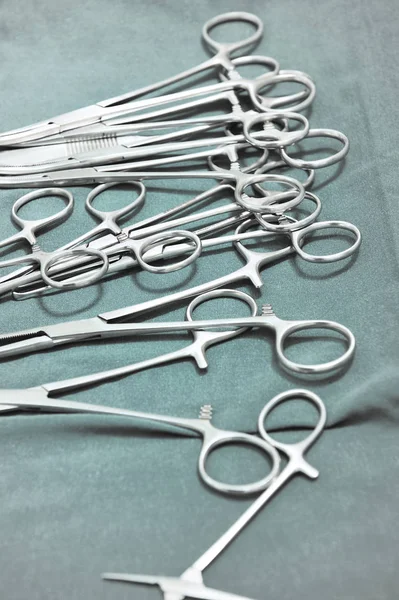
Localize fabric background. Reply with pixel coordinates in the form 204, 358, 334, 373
0, 1, 398, 598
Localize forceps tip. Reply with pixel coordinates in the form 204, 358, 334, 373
102, 572, 159, 585
0, 331, 54, 358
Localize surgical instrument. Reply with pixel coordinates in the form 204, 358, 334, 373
103, 389, 326, 600
43, 208, 357, 321
0, 386, 280, 496
0, 188, 109, 291
11, 192, 361, 300
0, 74, 290, 148
24, 67, 313, 146
0, 305, 286, 495
0, 12, 314, 147
0, 284, 356, 373
0, 84, 313, 175
0, 174, 305, 295
0, 184, 211, 295
0, 140, 269, 292
0, 288, 255, 413
0, 111, 312, 175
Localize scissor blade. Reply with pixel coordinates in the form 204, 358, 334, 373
103, 573, 257, 600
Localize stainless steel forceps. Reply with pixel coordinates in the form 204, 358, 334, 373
0, 66, 318, 173
0, 110, 312, 176
103, 389, 326, 600
0, 283, 356, 373
0, 292, 283, 496
0, 188, 109, 291
1, 390, 280, 496
0, 289, 257, 415
29, 66, 315, 145
5, 175, 304, 296
0, 384, 327, 597
13, 189, 361, 300
0, 157, 308, 219
22, 193, 359, 314
1, 144, 270, 295
0, 12, 287, 147
0, 180, 214, 296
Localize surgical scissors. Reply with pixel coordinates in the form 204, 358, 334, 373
102, 389, 326, 600
0, 188, 110, 291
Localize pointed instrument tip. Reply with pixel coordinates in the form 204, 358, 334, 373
0, 331, 54, 359
102, 572, 122, 580
102, 572, 159, 585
